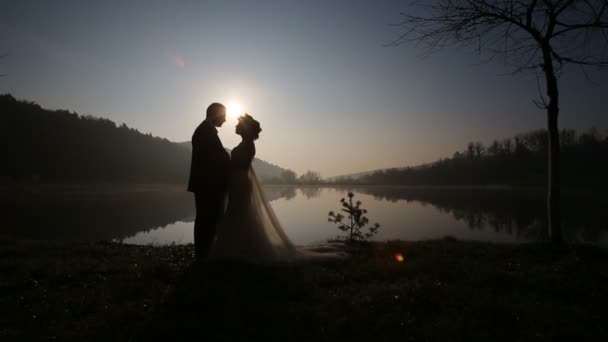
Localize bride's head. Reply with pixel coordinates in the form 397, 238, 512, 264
236, 114, 262, 140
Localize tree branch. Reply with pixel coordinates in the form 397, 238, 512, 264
391, 0, 608, 70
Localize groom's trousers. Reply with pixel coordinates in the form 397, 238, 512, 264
193, 191, 225, 258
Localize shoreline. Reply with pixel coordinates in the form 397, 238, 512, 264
2, 238, 607, 340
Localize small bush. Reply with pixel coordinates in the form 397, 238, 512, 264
328, 192, 380, 242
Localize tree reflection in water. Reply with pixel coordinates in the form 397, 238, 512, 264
2, 185, 605, 245
350, 186, 607, 244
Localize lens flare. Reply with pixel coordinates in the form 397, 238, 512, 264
394, 253, 404, 262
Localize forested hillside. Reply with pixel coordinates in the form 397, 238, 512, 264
341, 129, 608, 187
0, 94, 287, 184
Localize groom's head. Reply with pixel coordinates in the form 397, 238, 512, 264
206, 103, 226, 127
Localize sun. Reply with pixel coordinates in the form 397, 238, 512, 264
226, 101, 242, 119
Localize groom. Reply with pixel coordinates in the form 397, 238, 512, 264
188, 102, 230, 258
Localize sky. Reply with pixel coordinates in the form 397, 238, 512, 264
1, 0, 607, 177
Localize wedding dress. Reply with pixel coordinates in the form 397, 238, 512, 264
209, 141, 345, 262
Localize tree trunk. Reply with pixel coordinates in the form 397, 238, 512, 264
542, 47, 563, 243
547, 104, 562, 243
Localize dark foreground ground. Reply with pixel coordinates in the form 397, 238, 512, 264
1, 237, 606, 341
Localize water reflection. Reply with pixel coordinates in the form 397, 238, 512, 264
1, 185, 606, 246
122, 221, 193, 245
263, 186, 296, 201
0, 185, 194, 241
353, 186, 608, 244
299, 187, 322, 199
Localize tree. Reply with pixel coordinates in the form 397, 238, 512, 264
328, 192, 381, 242
298, 170, 322, 184
391, 0, 608, 243
280, 169, 298, 183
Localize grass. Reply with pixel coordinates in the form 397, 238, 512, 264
1, 237, 607, 341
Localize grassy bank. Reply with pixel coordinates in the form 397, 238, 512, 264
1, 238, 607, 341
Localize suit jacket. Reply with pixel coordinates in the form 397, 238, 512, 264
187, 120, 230, 194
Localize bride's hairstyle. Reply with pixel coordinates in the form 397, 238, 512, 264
237, 114, 262, 140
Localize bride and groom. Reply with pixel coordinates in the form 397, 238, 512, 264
187, 102, 308, 262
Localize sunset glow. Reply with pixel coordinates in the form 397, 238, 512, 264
2, 1, 607, 177
227, 101, 243, 120
1, 1, 608, 339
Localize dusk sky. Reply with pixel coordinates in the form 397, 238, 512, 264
2, 0, 607, 177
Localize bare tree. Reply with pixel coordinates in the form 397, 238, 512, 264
391, 0, 608, 243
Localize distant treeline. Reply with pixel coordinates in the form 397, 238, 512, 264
3, 94, 605, 186
263, 170, 324, 185
333, 129, 608, 187
1, 94, 190, 183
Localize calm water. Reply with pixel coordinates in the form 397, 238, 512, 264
2, 185, 607, 246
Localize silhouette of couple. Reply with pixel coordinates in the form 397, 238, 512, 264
187, 103, 298, 262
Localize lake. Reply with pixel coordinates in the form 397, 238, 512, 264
1, 185, 607, 246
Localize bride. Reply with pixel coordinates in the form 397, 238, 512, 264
209, 114, 344, 262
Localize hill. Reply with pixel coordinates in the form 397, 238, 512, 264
325, 169, 387, 182
177, 142, 288, 181
0, 94, 289, 184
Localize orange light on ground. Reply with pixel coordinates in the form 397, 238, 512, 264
394, 253, 404, 262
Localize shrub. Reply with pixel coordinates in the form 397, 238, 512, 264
328, 192, 380, 242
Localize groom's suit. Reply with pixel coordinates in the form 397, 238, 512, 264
188, 119, 230, 258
